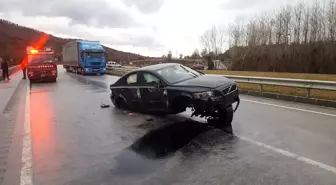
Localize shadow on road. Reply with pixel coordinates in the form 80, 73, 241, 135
110, 119, 209, 177
130, 119, 209, 159
68, 116, 237, 184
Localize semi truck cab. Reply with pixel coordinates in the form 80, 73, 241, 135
80, 48, 106, 74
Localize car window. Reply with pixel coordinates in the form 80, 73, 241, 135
143, 73, 160, 85
126, 73, 137, 85
156, 65, 200, 84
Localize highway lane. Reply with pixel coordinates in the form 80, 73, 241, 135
25, 68, 336, 185
79, 71, 336, 168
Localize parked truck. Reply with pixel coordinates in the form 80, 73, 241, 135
62, 40, 107, 75
26, 46, 58, 83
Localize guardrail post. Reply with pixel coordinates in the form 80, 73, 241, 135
260, 84, 263, 93
306, 88, 311, 98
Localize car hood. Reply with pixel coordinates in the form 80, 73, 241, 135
173, 75, 234, 89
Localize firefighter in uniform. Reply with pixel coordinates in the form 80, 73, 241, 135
21, 60, 27, 79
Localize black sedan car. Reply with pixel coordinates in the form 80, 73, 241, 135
110, 63, 240, 129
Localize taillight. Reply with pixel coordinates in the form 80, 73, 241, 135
52, 70, 57, 75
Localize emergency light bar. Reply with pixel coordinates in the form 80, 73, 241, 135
26, 46, 54, 54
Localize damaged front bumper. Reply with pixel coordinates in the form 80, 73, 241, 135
191, 87, 240, 118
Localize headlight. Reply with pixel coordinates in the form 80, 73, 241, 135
193, 91, 214, 99
102, 68, 106, 70
85, 68, 89, 72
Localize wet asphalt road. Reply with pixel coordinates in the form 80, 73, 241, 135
25, 67, 336, 185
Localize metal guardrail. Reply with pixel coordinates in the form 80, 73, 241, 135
106, 68, 336, 99
222, 75, 336, 98
106, 67, 135, 76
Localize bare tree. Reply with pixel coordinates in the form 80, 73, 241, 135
281, 5, 292, 44
167, 50, 172, 60
293, 3, 304, 43
274, 10, 284, 44
246, 19, 258, 46
310, 1, 320, 43
302, 3, 310, 43
200, 25, 226, 56
229, 18, 245, 47
200, 48, 208, 58
265, 14, 275, 45
327, 0, 336, 41
200, 25, 227, 69
191, 49, 201, 59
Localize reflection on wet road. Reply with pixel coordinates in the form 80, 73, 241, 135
26, 68, 336, 185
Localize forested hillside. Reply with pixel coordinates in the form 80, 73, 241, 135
0, 19, 147, 66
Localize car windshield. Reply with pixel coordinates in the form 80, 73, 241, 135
156, 65, 203, 84
28, 54, 54, 64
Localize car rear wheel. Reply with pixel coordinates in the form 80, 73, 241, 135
208, 105, 233, 131
113, 98, 128, 110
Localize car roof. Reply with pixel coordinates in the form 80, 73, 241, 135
134, 63, 180, 72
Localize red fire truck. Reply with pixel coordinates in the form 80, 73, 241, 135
26, 46, 58, 83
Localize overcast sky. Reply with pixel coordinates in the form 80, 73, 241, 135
0, 0, 308, 57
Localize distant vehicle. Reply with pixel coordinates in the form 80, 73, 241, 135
26, 46, 58, 83
191, 64, 205, 70
107, 61, 122, 68
62, 40, 107, 75
110, 63, 240, 129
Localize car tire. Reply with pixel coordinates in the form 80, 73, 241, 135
209, 105, 233, 131
113, 98, 128, 110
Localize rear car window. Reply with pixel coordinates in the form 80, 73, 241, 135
126, 73, 137, 85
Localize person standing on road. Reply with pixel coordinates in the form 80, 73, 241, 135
21, 59, 27, 79
1, 57, 10, 81
0, 57, 3, 80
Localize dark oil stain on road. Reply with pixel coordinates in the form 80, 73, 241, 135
110, 120, 209, 177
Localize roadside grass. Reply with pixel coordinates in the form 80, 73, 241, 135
204, 70, 336, 101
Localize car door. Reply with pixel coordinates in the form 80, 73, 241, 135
121, 72, 142, 110
139, 72, 168, 112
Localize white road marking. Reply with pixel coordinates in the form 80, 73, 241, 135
188, 112, 336, 174
20, 84, 33, 185
241, 98, 336, 117
237, 135, 336, 174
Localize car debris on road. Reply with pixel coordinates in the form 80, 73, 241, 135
100, 103, 110, 108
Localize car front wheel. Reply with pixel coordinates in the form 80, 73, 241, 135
208, 105, 234, 131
